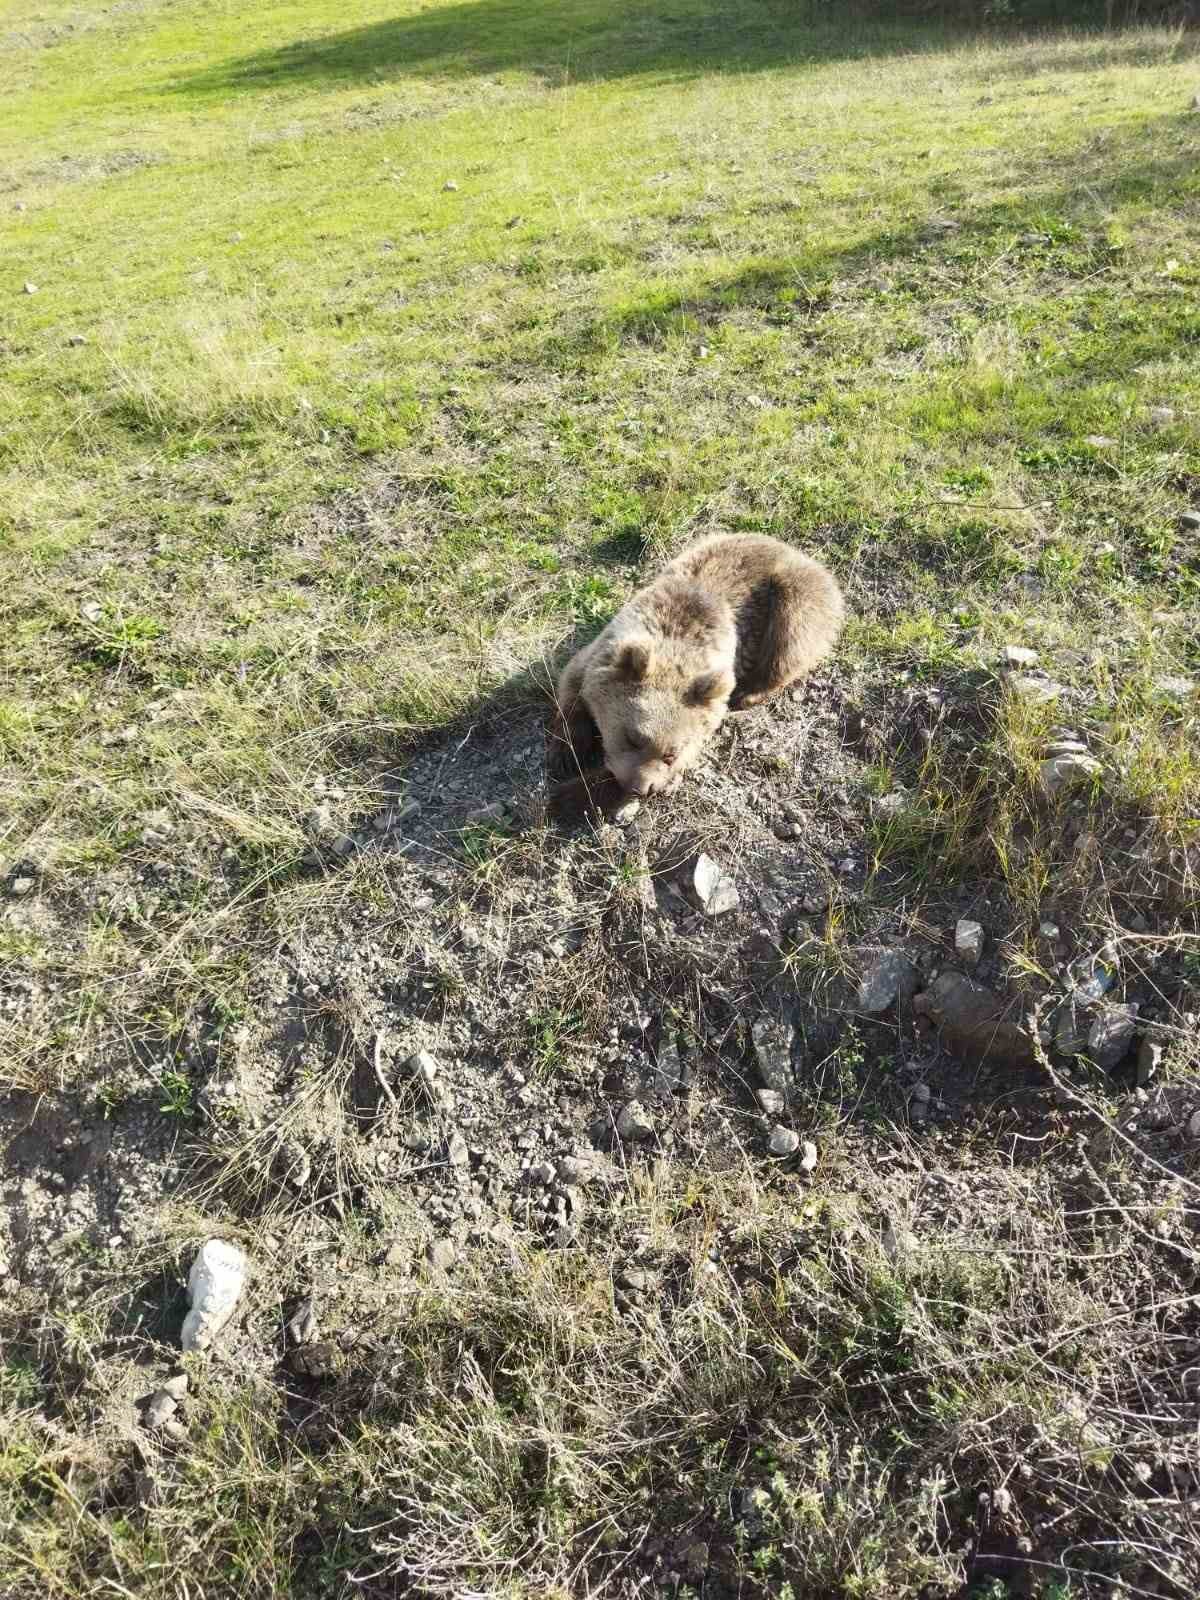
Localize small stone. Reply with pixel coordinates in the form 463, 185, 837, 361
180, 1239, 247, 1353
442, 179, 459, 191
160, 1373, 189, 1401
329, 833, 356, 858
384, 1240, 408, 1267
954, 919, 984, 964
160, 1419, 190, 1446
1039, 921, 1060, 940
617, 1266, 651, 1293
1149, 406, 1175, 425
66, 332, 88, 347
1009, 675, 1064, 704
910, 1082, 931, 1104
1002, 645, 1039, 668
22, 282, 37, 294
286, 1298, 318, 1346
1039, 753, 1101, 798
1179, 511, 1200, 533
754, 1087, 785, 1116
1191, 92, 1200, 111
142, 1390, 178, 1429
1084, 434, 1118, 449
426, 1238, 457, 1272
447, 1130, 470, 1167
1136, 1034, 1164, 1087
690, 853, 739, 916
556, 1155, 593, 1186
612, 797, 641, 824
10, 877, 35, 896
768, 1125, 800, 1157
856, 950, 919, 1015
799, 1139, 818, 1174
1155, 676, 1195, 699
615, 1100, 654, 1142
751, 1015, 795, 1095
1087, 1004, 1138, 1069
527, 1162, 555, 1186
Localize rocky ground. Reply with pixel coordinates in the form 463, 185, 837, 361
3, 652, 1199, 1597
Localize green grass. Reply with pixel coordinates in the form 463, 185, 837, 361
2, 2, 1200, 1595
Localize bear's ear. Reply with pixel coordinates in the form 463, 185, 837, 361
614, 639, 652, 683
686, 670, 734, 707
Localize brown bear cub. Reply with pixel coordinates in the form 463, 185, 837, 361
547, 533, 844, 807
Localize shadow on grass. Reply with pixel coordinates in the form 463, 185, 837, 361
179, 0, 1004, 98
534, 109, 1200, 370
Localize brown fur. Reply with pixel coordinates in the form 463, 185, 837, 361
549, 533, 844, 799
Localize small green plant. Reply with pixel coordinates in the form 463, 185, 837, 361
524, 1006, 582, 1078
158, 1069, 194, 1119
81, 611, 165, 668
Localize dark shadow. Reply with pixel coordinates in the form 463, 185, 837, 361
177, 1, 982, 99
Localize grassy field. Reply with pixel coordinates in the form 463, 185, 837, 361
3, 2, 1200, 1597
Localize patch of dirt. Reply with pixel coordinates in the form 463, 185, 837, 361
1, 148, 164, 194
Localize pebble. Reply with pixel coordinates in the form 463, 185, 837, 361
1002, 644, 1039, 668
754, 1087, 785, 1115
142, 1390, 178, 1429
751, 1015, 795, 1094
180, 1239, 247, 1353
22, 282, 37, 294
1087, 1004, 1138, 1070
1039, 753, 1101, 798
442, 179, 459, 191
10, 877, 34, 896
67, 333, 88, 347
615, 1100, 655, 1142
447, 1130, 470, 1167
286, 1299, 318, 1346
954, 919, 984, 964
768, 1125, 800, 1157
527, 1162, 555, 1186
1137, 1034, 1164, 1087
1039, 922, 1060, 940
1149, 406, 1175, 425
1180, 511, 1200, 533
426, 1238, 457, 1271
1084, 434, 1118, 449
690, 853, 739, 916
856, 950, 919, 1015
1008, 675, 1064, 703
160, 1373, 189, 1401
799, 1139, 818, 1174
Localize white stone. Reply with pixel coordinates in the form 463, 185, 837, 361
1039, 753, 1101, 798
1002, 644, 1039, 668
955, 919, 984, 964
768, 1126, 800, 1157
691, 853, 739, 916
1009, 675, 1064, 704
799, 1139, 818, 1174
180, 1239, 247, 1353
